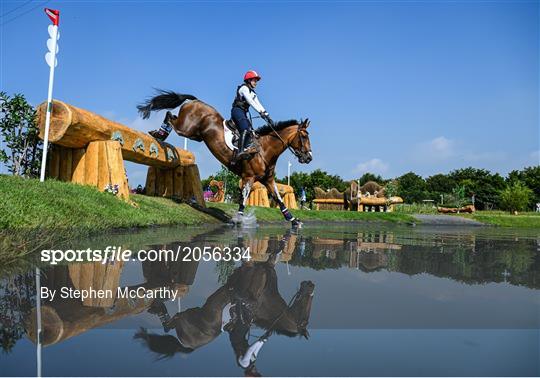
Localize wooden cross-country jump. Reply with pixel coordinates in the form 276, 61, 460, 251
37, 100, 204, 204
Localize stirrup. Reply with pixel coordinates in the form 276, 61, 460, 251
236, 150, 253, 161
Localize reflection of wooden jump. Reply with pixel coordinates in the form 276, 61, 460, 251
68, 262, 124, 308
357, 242, 402, 251
244, 182, 297, 209
312, 238, 344, 245
25, 285, 189, 346
244, 234, 296, 262
37, 100, 204, 204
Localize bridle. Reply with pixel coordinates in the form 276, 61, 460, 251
264, 122, 311, 162
257, 282, 312, 341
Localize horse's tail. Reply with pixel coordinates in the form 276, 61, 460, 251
137, 89, 197, 119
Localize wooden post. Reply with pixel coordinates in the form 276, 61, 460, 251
173, 166, 184, 199
71, 148, 86, 184
48, 145, 61, 179
84, 142, 100, 187
163, 169, 174, 198
93, 141, 129, 199
145, 166, 157, 196
58, 146, 72, 181
183, 165, 205, 206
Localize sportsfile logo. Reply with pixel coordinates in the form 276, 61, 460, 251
40, 246, 251, 265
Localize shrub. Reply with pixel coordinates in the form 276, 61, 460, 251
0, 92, 42, 177
499, 182, 533, 213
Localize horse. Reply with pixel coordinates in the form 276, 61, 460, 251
137, 90, 313, 226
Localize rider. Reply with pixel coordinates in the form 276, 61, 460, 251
232, 70, 274, 160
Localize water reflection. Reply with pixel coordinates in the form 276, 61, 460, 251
0, 225, 539, 376
136, 231, 314, 375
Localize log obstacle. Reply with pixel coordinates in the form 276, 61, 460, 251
437, 204, 475, 214
244, 181, 297, 209
37, 100, 204, 204
312, 187, 346, 210
357, 196, 403, 212
313, 198, 346, 211
312, 184, 404, 212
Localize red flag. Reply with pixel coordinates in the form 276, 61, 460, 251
45, 8, 60, 26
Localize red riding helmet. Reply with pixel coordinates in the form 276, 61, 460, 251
244, 70, 261, 81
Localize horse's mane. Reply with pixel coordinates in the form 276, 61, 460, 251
256, 120, 299, 136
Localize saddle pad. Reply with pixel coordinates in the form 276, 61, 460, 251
223, 120, 238, 151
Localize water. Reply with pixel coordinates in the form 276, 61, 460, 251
1, 224, 539, 376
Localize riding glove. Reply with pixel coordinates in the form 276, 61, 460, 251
261, 112, 274, 126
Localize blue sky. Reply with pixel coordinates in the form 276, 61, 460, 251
1, 1, 538, 186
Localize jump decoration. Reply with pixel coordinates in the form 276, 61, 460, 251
207, 180, 225, 203
313, 181, 403, 212
243, 181, 298, 210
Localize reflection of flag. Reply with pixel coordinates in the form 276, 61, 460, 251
45, 8, 60, 25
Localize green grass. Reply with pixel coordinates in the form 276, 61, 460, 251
394, 203, 438, 214
0, 175, 217, 230
0, 175, 218, 262
463, 211, 540, 228
206, 202, 416, 223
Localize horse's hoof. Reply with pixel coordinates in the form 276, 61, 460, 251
291, 219, 303, 228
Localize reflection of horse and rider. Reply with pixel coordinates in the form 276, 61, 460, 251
139, 71, 313, 227
135, 232, 315, 376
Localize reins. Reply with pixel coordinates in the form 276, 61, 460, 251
260, 122, 305, 160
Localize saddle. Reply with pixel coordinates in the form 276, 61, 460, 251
223, 119, 259, 154
224, 119, 240, 149
225, 119, 238, 133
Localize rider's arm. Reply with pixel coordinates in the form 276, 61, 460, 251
238, 86, 266, 114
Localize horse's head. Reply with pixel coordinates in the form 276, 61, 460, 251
289, 119, 312, 164
290, 280, 315, 339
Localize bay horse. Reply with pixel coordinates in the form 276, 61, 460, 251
137, 91, 313, 226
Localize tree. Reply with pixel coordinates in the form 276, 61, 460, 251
279, 169, 347, 204
286, 171, 312, 201
499, 182, 533, 213
358, 172, 384, 186
507, 166, 540, 208
396, 172, 428, 203
426, 173, 454, 202
448, 167, 505, 210
309, 169, 347, 192
0, 92, 42, 177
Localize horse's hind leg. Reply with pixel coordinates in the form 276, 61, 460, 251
170, 107, 204, 141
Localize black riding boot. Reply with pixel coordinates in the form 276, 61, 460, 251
237, 130, 256, 160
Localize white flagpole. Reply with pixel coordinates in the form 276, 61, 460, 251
287, 161, 291, 186
184, 137, 187, 150
36, 268, 42, 377
40, 11, 60, 182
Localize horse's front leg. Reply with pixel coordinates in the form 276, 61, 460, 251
238, 177, 255, 216
263, 179, 301, 226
